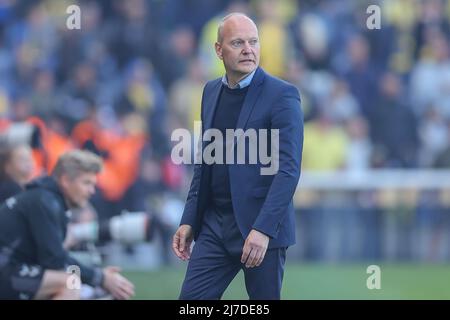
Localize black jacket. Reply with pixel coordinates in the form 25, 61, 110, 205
0, 176, 103, 287
0, 177, 23, 204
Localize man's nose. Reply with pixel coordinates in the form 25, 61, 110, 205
242, 42, 253, 54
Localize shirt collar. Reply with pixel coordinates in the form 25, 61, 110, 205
222, 69, 256, 89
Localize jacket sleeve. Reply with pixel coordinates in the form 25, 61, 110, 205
27, 192, 103, 287
179, 162, 202, 227
179, 83, 208, 228
252, 85, 303, 238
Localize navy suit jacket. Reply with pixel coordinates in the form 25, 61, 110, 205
180, 67, 303, 248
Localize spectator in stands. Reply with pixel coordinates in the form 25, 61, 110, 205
302, 109, 348, 171
344, 115, 372, 171
168, 57, 205, 132
0, 142, 34, 203
341, 34, 378, 118
370, 72, 419, 168
410, 31, 450, 118
418, 106, 449, 166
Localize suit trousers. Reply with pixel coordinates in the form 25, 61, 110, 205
179, 202, 286, 300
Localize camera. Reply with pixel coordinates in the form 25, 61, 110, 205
69, 210, 154, 245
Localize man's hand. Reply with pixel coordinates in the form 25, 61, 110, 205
172, 224, 194, 261
63, 223, 77, 250
102, 266, 135, 300
241, 229, 269, 268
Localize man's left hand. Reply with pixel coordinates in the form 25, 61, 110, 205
241, 229, 269, 268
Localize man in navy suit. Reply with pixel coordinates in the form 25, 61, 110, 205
172, 12, 303, 300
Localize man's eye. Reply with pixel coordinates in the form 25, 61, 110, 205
249, 40, 258, 46
232, 41, 242, 47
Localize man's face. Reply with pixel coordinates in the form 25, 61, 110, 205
215, 16, 260, 79
60, 172, 97, 208
6, 145, 34, 186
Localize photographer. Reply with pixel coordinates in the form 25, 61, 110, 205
0, 150, 134, 300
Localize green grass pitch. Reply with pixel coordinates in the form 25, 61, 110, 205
123, 263, 450, 299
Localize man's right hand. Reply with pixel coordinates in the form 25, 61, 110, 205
172, 224, 193, 261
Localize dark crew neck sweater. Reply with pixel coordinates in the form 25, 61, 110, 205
209, 85, 249, 208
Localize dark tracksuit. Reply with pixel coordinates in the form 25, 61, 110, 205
0, 176, 103, 299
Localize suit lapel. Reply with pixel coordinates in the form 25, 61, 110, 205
204, 80, 222, 132
235, 67, 265, 145
202, 67, 266, 147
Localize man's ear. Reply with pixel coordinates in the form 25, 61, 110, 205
215, 42, 223, 60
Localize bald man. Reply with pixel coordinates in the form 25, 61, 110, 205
173, 13, 303, 300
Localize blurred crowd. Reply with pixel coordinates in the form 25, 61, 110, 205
1, 0, 450, 262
